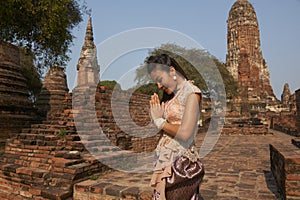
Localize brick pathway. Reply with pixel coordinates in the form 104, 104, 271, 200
197, 130, 286, 200
74, 130, 294, 199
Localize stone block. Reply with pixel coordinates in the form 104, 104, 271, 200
121, 186, 140, 199
270, 143, 300, 199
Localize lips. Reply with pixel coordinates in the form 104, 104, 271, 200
164, 88, 173, 94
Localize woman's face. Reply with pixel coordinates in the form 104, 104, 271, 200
150, 66, 177, 95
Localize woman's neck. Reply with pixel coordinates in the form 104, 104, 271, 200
174, 76, 186, 92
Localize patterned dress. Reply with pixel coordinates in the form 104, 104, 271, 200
150, 80, 205, 200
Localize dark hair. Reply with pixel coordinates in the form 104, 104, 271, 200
145, 53, 188, 102
145, 53, 188, 79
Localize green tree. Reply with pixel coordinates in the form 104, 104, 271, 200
132, 83, 161, 96
19, 48, 42, 103
99, 80, 121, 90
0, 0, 88, 70
134, 43, 239, 98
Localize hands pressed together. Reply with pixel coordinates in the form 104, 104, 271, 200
149, 93, 166, 129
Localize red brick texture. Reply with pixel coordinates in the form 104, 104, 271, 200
0, 81, 159, 199
270, 143, 300, 200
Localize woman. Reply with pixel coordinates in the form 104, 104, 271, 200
146, 53, 205, 200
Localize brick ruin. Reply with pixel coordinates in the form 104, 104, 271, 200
0, 1, 298, 199
270, 84, 299, 136
270, 143, 300, 200
281, 83, 291, 107
0, 18, 158, 199
224, 0, 298, 136
0, 41, 37, 148
226, 0, 276, 101
223, 0, 272, 135
225, 1, 299, 199
35, 66, 69, 120
269, 89, 300, 199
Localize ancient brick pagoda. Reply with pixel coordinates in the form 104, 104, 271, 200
226, 0, 276, 103
223, 0, 277, 135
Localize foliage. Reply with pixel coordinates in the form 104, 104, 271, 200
99, 80, 122, 90
134, 43, 239, 98
89, 174, 100, 180
131, 82, 163, 98
19, 48, 42, 103
0, 0, 89, 70
57, 129, 67, 137
212, 58, 239, 99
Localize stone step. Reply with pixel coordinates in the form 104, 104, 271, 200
16, 167, 49, 179
20, 128, 63, 135
54, 150, 81, 159
21, 128, 32, 133
0, 164, 49, 185
66, 162, 109, 182
90, 145, 121, 154
73, 171, 153, 200
91, 151, 138, 169
18, 139, 59, 146
0, 153, 52, 170
40, 187, 72, 200
30, 124, 67, 130
78, 140, 113, 147
64, 135, 81, 141
0, 157, 95, 193
53, 158, 85, 167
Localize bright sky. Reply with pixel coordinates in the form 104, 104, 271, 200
66, 0, 300, 99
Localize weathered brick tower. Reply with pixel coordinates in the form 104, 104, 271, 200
226, 0, 276, 105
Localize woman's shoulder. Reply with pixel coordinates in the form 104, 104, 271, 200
177, 80, 201, 104
184, 80, 201, 94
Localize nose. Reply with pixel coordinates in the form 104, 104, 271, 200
157, 83, 162, 89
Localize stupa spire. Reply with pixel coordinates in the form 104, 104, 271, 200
75, 17, 100, 87
84, 17, 95, 48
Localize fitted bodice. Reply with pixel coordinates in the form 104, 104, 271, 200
154, 80, 201, 170
163, 80, 201, 124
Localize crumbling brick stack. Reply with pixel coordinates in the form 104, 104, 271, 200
0, 82, 158, 199
271, 89, 299, 137
222, 112, 269, 135
36, 66, 69, 120
0, 41, 37, 147
0, 93, 110, 199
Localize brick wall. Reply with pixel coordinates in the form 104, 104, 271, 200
0, 41, 37, 147
96, 86, 159, 152
271, 89, 300, 137
272, 111, 298, 136
0, 82, 160, 199
270, 144, 300, 199
296, 89, 300, 134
